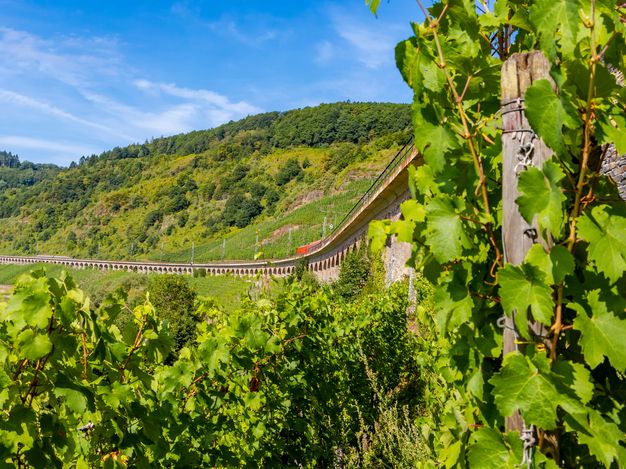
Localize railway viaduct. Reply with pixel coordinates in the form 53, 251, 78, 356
0, 144, 419, 283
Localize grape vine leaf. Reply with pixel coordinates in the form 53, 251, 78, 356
525, 79, 577, 156
467, 428, 520, 469
490, 353, 580, 430
199, 337, 231, 373
596, 114, 626, 155
525, 244, 574, 284
577, 205, 626, 283
365, 0, 381, 15
3, 289, 52, 330
434, 268, 474, 333
571, 291, 626, 371
425, 196, 471, 263
516, 160, 566, 237
574, 409, 626, 468
17, 330, 52, 360
368, 220, 388, 253
548, 245, 575, 284
414, 121, 457, 173
54, 387, 87, 414
528, 0, 583, 58
497, 263, 554, 336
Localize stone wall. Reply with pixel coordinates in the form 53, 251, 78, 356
601, 144, 626, 200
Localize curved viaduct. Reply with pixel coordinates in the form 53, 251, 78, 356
0, 144, 419, 283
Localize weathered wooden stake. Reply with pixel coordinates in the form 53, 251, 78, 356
501, 51, 554, 432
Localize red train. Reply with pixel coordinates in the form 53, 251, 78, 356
296, 240, 322, 255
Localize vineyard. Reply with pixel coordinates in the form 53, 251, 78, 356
0, 0, 625, 467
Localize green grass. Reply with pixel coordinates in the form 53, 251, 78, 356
0, 264, 252, 313
158, 178, 373, 262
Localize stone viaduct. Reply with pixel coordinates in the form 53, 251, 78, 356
0, 144, 419, 283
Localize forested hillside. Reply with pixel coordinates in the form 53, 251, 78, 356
0, 151, 60, 193
0, 102, 410, 260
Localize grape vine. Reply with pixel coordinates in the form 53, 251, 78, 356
0, 270, 417, 467
370, 0, 626, 466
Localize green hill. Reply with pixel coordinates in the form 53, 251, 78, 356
0, 102, 410, 262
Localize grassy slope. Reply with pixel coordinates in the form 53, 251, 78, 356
0, 143, 401, 262
0, 264, 252, 313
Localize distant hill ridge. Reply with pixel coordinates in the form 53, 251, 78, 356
0, 102, 411, 262
75, 101, 410, 165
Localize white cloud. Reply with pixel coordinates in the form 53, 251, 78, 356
0, 135, 98, 157
0, 27, 263, 163
0, 27, 120, 87
330, 11, 399, 69
134, 79, 260, 115
315, 41, 334, 64
132, 80, 261, 129
206, 18, 278, 46
0, 88, 134, 140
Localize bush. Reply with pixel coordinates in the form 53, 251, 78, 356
193, 268, 207, 278
222, 193, 263, 228
148, 275, 198, 356
275, 158, 302, 186
334, 245, 371, 301
177, 211, 189, 228
143, 209, 164, 229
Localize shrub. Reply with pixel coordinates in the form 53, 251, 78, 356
222, 193, 263, 228
143, 209, 164, 229
148, 275, 198, 356
334, 245, 371, 301
275, 158, 302, 186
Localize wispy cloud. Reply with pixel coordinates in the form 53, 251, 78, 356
208, 18, 278, 45
0, 88, 134, 140
315, 41, 334, 64
329, 11, 399, 69
0, 135, 99, 159
134, 79, 260, 115
170, 5, 280, 47
0, 27, 262, 163
0, 27, 121, 87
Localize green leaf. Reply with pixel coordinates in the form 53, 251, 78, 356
434, 267, 474, 333
396, 38, 421, 89
368, 220, 389, 253
525, 244, 574, 284
425, 196, 471, 263
572, 291, 626, 371
549, 245, 575, 284
597, 114, 626, 155
490, 353, 577, 430
576, 409, 626, 468
365, 0, 381, 15
415, 122, 457, 173
17, 330, 52, 360
552, 361, 594, 404
497, 263, 554, 334
525, 79, 577, 155
516, 160, 567, 237
467, 428, 520, 469
529, 0, 583, 58
199, 337, 231, 373
54, 387, 87, 414
577, 205, 626, 283
4, 290, 53, 330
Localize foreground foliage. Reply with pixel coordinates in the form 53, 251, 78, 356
371, 0, 626, 466
0, 270, 419, 467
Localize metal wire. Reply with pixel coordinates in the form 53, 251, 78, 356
323, 137, 415, 243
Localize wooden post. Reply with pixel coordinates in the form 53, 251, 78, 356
501, 51, 554, 432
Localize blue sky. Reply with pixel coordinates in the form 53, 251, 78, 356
0, 0, 423, 165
